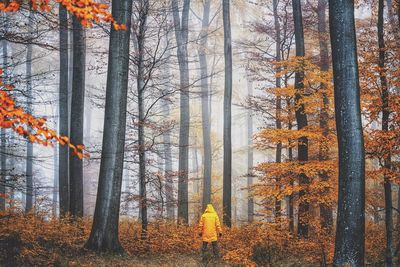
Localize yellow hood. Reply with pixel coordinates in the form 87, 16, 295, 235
204, 204, 216, 213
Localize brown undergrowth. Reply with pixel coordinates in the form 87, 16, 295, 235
0, 209, 387, 266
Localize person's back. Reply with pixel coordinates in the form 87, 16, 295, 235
198, 204, 222, 259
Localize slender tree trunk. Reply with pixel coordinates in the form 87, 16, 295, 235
378, 0, 394, 265
247, 74, 254, 223
136, 0, 150, 239
53, 145, 59, 217
292, 0, 309, 238
222, 0, 232, 227
83, 90, 92, 215
273, 0, 282, 219
172, 0, 191, 224
329, 0, 365, 265
157, 152, 165, 219
284, 75, 295, 232
193, 141, 200, 191
163, 116, 174, 220
85, 0, 133, 252
0, 13, 7, 211
25, 9, 34, 213
288, 133, 294, 230
198, 0, 212, 212
162, 61, 174, 220
69, 16, 85, 217
317, 0, 333, 231
58, 3, 70, 217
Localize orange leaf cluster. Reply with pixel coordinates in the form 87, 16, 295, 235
0, 0, 126, 30
0, 69, 88, 159
253, 57, 337, 225
56, 0, 125, 29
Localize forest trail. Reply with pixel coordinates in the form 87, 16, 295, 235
64, 254, 231, 267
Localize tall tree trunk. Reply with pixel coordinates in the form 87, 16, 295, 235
222, 0, 232, 227
171, 0, 190, 224
329, 0, 365, 265
136, 0, 150, 240
378, 0, 394, 265
273, 0, 282, 219
85, 0, 133, 252
162, 48, 174, 220
247, 74, 254, 223
58, 3, 70, 217
25, 9, 34, 213
0, 13, 7, 211
69, 16, 85, 217
317, 0, 333, 231
198, 0, 212, 212
292, 0, 309, 238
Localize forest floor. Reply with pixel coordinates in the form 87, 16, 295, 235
61, 253, 311, 267
60, 253, 231, 267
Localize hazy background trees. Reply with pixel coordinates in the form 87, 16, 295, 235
1, 0, 400, 265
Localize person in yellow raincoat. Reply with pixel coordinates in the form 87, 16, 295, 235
198, 204, 222, 258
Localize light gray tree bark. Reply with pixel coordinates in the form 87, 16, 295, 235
246, 73, 254, 223
222, 0, 232, 227
198, 0, 212, 212
135, 0, 150, 239
0, 13, 8, 211
161, 50, 174, 220
25, 9, 34, 213
53, 144, 59, 217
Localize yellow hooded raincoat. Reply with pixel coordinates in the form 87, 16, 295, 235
199, 204, 222, 242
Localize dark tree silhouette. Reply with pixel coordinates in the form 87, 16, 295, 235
329, 0, 365, 265
85, 0, 133, 252
58, 3, 70, 217
292, 0, 309, 238
171, 0, 191, 224
69, 16, 86, 217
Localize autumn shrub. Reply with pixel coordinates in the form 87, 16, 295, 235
0, 211, 291, 266
365, 221, 386, 265
0, 210, 388, 266
0, 209, 91, 266
219, 222, 290, 266
119, 219, 200, 255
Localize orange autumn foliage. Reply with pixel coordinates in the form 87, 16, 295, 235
0, 210, 386, 266
253, 57, 337, 221
0, 0, 126, 30
0, 69, 87, 158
